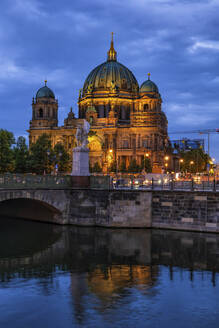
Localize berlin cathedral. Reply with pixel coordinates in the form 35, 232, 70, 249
28, 35, 171, 173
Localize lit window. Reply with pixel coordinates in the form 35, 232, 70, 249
123, 140, 129, 148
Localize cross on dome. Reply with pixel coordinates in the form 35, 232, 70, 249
107, 32, 117, 61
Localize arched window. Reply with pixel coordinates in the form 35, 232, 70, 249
121, 106, 126, 120
144, 104, 149, 112
104, 105, 107, 118
39, 108, 43, 118
126, 106, 130, 120
122, 140, 129, 149
142, 138, 149, 148
95, 106, 99, 118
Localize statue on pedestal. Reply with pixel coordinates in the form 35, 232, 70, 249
75, 120, 90, 149
72, 120, 90, 176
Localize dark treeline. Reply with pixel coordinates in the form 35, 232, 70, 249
0, 129, 70, 174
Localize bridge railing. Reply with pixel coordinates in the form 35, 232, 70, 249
0, 174, 74, 189
0, 174, 218, 192
0, 174, 111, 190
113, 178, 219, 192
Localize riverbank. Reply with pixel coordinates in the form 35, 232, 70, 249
1, 189, 219, 232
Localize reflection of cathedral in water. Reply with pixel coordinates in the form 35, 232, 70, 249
1, 221, 219, 324
70, 265, 158, 323
28, 34, 171, 173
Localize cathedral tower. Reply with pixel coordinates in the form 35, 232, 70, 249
30, 81, 58, 129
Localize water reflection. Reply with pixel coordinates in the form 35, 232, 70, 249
0, 217, 219, 327
152, 229, 219, 285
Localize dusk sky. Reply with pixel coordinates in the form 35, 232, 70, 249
1, 0, 219, 159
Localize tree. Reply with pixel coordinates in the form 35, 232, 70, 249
54, 143, 70, 173
92, 162, 102, 173
0, 129, 15, 173
29, 134, 53, 174
14, 136, 29, 173
143, 157, 152, 173
179, 149, 210, 173
119, 161, 126, 173
128, 159, 141, 173
109, 160, 117, 173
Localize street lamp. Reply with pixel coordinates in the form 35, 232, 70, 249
190, 160, 194, 174
55, 152, 62, 174
143, 152, 150, 174
164, 155, 169, 173
107, 149, 113, 174
179, 158, 184, 173
46, 150, 51, 174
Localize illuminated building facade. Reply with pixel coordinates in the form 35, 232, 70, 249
28, 34, 171, 173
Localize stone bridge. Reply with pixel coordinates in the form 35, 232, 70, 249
0, 174, 111, 225
1, 175, 219, 233
0, 189, 71, 224
0, 188, 152, 227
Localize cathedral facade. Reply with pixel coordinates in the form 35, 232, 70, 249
28, 35, 170, 173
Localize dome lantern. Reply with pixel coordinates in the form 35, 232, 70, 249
107, 32, 117, 62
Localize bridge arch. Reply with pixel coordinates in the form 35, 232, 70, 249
0, 190, 69, 224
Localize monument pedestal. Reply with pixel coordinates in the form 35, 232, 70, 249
71, 147, 90, 176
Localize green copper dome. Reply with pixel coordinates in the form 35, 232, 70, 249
140, 74, 159, 93
83, 35, 139, 95
83, 61, 139, 94
36, 81, 55, 99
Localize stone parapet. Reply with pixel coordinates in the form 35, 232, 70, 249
152, 191, 219, 233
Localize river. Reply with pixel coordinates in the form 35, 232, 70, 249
0, 217, 218, 328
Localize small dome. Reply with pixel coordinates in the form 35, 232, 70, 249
140, 74, 159, 93
36, 81, 55, 99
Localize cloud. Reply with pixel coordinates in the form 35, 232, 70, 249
1, 0, 219, 158
63, 11, 101, 34
188, 39, 219, 53
211, 76, 219, 83
120, 35, 172, 58
9, 0, 102, 36
166, 101, 219, 130
176, 92, 194, 100
174, 112, 213, 126
12, 0, 46, 19
0, 55, 79, 89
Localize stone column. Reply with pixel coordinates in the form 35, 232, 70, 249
72, 147, 90, 176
